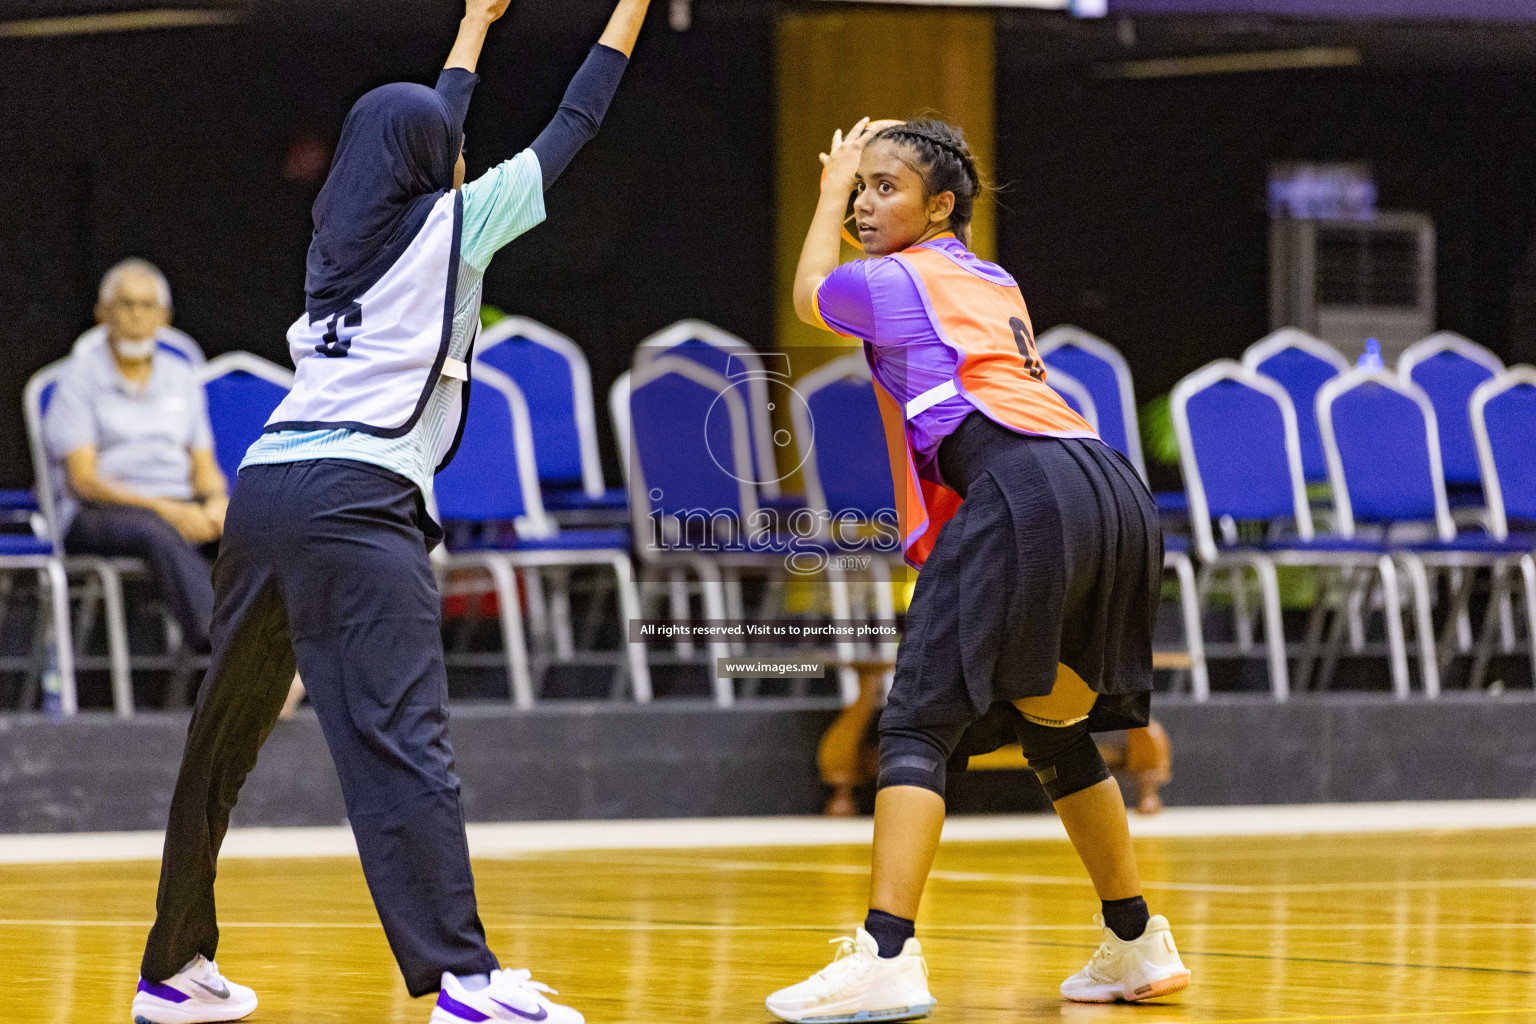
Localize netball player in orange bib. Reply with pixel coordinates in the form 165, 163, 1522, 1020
764, 119, 1190, 1022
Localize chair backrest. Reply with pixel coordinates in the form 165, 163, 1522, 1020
792, 355, 895, 522
1471, 366, 1536, 540
434, 365, 554, 535
1171, 360, 1314, 561
1241, 328, 1349, 483
72, 324, 206, 366
626, 355, 757, 557
635, 320, 780, 497
610, 370, 633, 484
23, 360, 69, 548
1397, 332, 1504, 487
197, 353, 293, 487
1036, 326, 1144, 480
1046, 370, 1100, 433
475, 317, 606, 499
1317, 368, 1454, 541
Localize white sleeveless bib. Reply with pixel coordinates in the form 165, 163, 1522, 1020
266, 190, 471, 447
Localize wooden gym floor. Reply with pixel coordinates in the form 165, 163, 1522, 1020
6, 824, 1536, 1023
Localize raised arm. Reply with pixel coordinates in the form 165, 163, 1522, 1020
444, 0, 514, 74
529, 0, 652, 189
793, 119, 901, 326
598, 0, 651, 57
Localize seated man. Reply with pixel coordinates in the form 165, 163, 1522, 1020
43, 257, 227, 661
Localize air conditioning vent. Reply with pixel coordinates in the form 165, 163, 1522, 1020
1270, 212, 1435, 364
1315, 227, 1422, 308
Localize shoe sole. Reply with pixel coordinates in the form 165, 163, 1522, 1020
1063, 970, 1191, 1004
770, 1002, 936, 1023
132, 1001, 257, 1024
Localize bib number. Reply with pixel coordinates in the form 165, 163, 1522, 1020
1010, 317, 1046, 382
317, 301, 363, 358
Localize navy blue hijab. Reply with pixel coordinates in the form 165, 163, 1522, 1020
305, 71, 476, 320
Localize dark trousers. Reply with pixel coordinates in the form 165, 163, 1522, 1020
140, 460, 498, 996
65, 503, 215, 653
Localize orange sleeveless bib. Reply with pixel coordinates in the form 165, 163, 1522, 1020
871, 244, 1097, 569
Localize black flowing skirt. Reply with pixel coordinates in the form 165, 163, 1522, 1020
882, 412, 1161, 760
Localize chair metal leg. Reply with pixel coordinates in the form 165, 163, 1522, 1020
1499, 586, 1517, 656
667, 570, 696, 657
546, 568, 575, 660
1439, 569, 1477, 671
1232, 565, 1255, 655
1346, 573, 1368, 653
94, 563, 134, 718
1450, 569, 1474, 653
43, 561, 78, 716
484, 558, 535, 708
1399, 555, 1440, 698
1316, 568, 1364, 692
1377, 556, 1411, 700
1294, 570, 1335, 694
1248, 557, 1289, 701
520, 568, 551, 655
688, 558, 734, 706
722, 570, 746, 656
1468, 566, 1510, 692
1522, 555, 1536, 677
608, 554, 652, 703
826, 567, 860, 705
1168, 552, 1208, 702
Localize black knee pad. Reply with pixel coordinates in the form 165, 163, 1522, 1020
876, 722, 966, 798
1014, 717, 1110, 802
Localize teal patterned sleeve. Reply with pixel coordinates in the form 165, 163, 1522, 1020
459, 148, 548, 273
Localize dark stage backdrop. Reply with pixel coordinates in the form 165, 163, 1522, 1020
0, 1, 774, 489
993, 43, 1536, 487
5, 5, 1536, 494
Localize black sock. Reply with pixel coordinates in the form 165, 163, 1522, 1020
863, 909, 915, 958
1101, 896, 1150, 941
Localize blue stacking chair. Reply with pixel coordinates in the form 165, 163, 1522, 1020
635, 320, 793, 508
1398, 332, 1504, 497
1038, 328, 1207, 695
437, 365, 649, 707
1242, 328, 1349, 484
1471, 367, 1536, 676
1046, 370, 1100, 431
1, 329, 210, 521
1037, 326, 1146, 479
1174, 361, 1428, 699
1318, 369, 1534, 695
198, 353, 293, 487
791, 355, 902, 702
475, 317, 626, 518
1, 366, 76, 713
621, 355, 755, 704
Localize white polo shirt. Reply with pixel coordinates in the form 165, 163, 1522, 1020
42, 342, 213, 533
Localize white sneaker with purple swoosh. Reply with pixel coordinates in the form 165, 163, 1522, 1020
430, 968, 585, 1024
131, 954, 257, 1023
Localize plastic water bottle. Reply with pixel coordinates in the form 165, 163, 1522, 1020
40, 628, 63, 720
1358, 338, 1385, 370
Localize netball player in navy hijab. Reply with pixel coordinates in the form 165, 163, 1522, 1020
131, 3, 651, 1023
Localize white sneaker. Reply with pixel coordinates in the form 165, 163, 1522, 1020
131, 955, 257, 1023
430, 967, 585, 1024
766, 927, 936, 1023
1060, 914, 1191, 1003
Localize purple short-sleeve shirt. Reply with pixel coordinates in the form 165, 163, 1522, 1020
813, 237, 992, 482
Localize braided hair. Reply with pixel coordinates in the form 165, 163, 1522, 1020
873, 118, 981, 242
